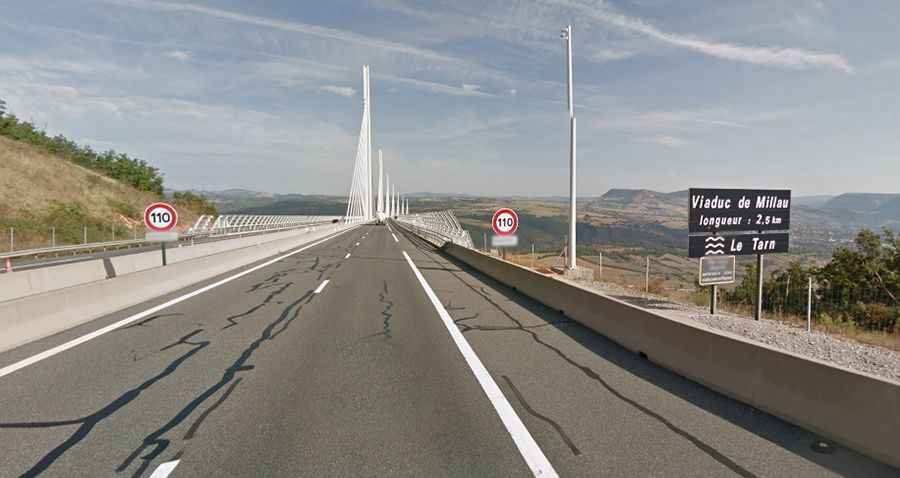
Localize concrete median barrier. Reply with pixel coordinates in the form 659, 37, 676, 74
0, 260, 108, 303
0, 225, 354, 354
0, 227, 344, 301
442, 242, 900, 470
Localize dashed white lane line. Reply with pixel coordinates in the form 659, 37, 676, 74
344, 252, 351, 259
149, 460, 180, 477
355, 242, 360, 246
392, 233, 399, 243
0, 227, 359, 380
401, 250, 558, 478
313, 279, 330, 294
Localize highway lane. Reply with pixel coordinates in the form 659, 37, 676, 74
0, 223, 895, 476
0, 225, 533, 477
393, 224, 898, 477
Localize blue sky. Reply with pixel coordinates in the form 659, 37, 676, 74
1, 0, 898, 196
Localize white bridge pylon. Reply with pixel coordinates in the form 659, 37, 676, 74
344, 64, 408, 224
345, 65, 374, 223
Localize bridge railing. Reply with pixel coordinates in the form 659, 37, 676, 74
394, 211, 474, 249
187, 215, 340, 237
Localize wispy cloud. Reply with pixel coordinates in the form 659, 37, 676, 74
645, 135, 689, 148
381, 75, 494, 97
547, 0, 853, 73
589, 47, 634, 62
101, 0, 466, 66
320, 85, 356, 98
164, 50, 191, 61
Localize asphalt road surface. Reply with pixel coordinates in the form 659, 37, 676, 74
0, 223, 895, 477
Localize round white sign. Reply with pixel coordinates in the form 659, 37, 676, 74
144, 202, 178, 232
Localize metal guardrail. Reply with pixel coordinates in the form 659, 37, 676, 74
0, 239, 145, 261
394, 211, 474, 249
1, 215, 342, 263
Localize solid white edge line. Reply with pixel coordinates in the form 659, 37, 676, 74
401, 250, 558, 478
392, 233, 399, 243
149, 460, 180, 478
0, 226, 360, 380
313, 279, 330, 294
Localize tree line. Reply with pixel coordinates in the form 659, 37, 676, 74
0, 100, 164, 195
726, 229, 899, 333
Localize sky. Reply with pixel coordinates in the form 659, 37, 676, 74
1, 0, 899, 197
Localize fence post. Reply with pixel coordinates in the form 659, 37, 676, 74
83, 225, 87, 244
51, 227, 55, 247
807, 277, 813, 333
8, 227, 13, 252
645, 256, 650, 293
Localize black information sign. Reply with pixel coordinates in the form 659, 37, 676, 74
688, 188, 791, 233
689, 232, 789, 258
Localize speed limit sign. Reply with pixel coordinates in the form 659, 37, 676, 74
491, 208, 518, 236
144, 202, 178, 232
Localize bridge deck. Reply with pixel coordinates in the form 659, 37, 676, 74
0, 224, 893, 477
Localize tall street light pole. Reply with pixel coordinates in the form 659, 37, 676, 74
562, 25, 577, 270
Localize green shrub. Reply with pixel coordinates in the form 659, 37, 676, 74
0, 113, 164, 194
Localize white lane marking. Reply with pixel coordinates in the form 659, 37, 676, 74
0, 227, 359, 380
392, 233, 399, 243
355, 242, 360, 246
401, 251, 558, 478
149, 460, 180, 477
313, 279, 330, 294
344, 252, 351, 259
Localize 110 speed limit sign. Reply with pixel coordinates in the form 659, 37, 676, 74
491, 208, 518, 236
144, 202, 178, 232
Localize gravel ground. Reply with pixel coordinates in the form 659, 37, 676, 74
571, 278, 900, 383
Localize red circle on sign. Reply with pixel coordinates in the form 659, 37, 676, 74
144, 202, 178, 232
492, 208, 518, 236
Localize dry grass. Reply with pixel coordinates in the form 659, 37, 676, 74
0, 136, 199, 249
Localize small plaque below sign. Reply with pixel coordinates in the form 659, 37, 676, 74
699, 255, 736, 286
145, 231, 180, 243
491, 235, 518, 248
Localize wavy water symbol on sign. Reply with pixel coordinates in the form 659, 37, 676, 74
704, 236, 726, 255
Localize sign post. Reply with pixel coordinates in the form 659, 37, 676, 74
144, 202, 179, 266
491, 208, 519, 253
688, 188, 791, 320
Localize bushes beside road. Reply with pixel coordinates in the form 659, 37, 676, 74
726, 229, 899, 334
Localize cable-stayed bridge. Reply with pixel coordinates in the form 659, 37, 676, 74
0, 65, 896, 478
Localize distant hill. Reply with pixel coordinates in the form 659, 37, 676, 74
821, 193, 900, 229
235, 196, 347, 216
793, 195, 835, 208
